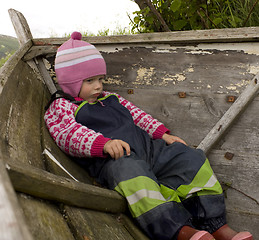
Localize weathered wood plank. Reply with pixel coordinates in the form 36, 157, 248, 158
63, 207, 144, 240
23, 46, 58, 61
0, 154, 33, 240
33, 26, 259, 46
0, 40, 32, 94
226, 209, 259, 238
208, 149, 259, 209
116, 214, 150, 240
198, 76, 259, 154
18, 194, 75, 240
8, 9, 33, 45
6, 161, 127, 213
36, 57, 57, 94
0, 60, 45, 168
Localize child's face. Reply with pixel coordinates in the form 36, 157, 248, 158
79, 75, 105, 102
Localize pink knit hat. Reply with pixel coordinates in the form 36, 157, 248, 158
55, 32, 106, 97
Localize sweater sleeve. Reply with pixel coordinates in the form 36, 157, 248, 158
102, 91, 170, 139
44, 98, 110, 158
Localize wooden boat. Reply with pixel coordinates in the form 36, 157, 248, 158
0, 9, 258, 240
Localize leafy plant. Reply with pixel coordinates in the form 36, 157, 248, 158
131, 0, 259, 32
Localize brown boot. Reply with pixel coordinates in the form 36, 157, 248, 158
177, 226, 215, 240
212, 224, 253, 240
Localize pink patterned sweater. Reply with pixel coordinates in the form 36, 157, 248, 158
44, 91, 169, 158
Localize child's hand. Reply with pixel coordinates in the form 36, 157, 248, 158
103, 139, 131, 160
162, 133, 187, 145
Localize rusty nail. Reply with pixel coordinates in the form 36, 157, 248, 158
217, 125, 222, 131
255, 78, 258, 84
224, 152, 234, 160
178, 92, 186, 98
227, 96, 236, 103
127, 89, 134, 94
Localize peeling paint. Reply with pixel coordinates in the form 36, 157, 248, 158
198, 42, 259, 56
174, 73, 186, 81
248, 65, 259, 75
152, 49, 171, 53
235, 79, 250, 88
186, 50, 213, 55
131, 64, 190, 86
226, 85, 237, 91
159, 65, 193, 86
187, 67, 194, 73
155, 42, 259, 56
97, 44, 130, 53
221, 63, 259, 93
104, 76, 124, 85
134, 67, 155, 85
161, 73, 186, 85
98, 41, 259, 56
99, 41, 259, 92
225, 79, 250, 93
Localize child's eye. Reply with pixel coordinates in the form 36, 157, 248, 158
86, 79, 93, 83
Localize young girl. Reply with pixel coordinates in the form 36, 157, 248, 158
44, 32, 253, 240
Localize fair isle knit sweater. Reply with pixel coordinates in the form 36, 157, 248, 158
44, 91, 169, 158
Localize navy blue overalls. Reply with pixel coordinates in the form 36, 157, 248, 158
74, 94, 226, 240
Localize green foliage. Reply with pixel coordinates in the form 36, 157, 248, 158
131, 0, 259, 32
0, 51, 15, 68
0, 35, 19, 58
0, 35, 19, 68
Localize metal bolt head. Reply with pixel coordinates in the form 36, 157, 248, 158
127, 89, 134, 94
178, 92, 186, 98
224, 152, 234, 160
227, 96, 236, 103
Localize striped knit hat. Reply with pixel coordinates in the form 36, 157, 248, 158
55, 32, 106, 97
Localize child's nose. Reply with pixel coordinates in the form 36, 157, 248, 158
95, 80, 102, 89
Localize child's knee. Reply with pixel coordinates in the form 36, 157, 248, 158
102, 156, 157, 188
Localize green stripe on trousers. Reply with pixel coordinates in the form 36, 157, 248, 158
114, 158, 222, 218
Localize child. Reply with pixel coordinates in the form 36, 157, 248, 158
44, 32, 253, 240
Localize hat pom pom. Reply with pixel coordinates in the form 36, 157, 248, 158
71, 31, 82, 40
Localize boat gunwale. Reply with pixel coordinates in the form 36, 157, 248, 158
0, 40, 33, 95
32, 26, 259, 47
